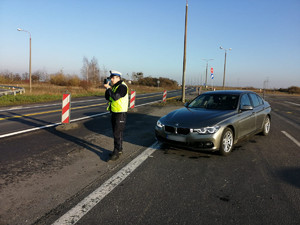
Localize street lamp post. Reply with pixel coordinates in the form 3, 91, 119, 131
17, 28, 32, 93
202, 59, 213, 88
219, 46, 232, 90
181, 0, 188, 103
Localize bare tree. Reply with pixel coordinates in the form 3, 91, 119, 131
101, 65, 109, 82
81, 56, 100, 84
132, 72, 143, 81
90, 57, 100, 84
81, 57, 89, 82
22, 72, 29, 81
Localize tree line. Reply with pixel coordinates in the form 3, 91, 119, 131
278, 86, 300, 94
131, 73, 178, 89
0, 57, 108, 88
0, 56, 179, 89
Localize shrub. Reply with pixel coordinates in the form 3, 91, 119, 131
79, 80, 92, 90
68, 75, 81, 87
278, 86, 300, 94
50, 73, 68, 86
133, 76, 178, 89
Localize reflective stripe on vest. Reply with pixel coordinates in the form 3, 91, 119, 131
107, 81, 128, 112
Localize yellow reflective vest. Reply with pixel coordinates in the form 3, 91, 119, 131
107, 81, 128, 112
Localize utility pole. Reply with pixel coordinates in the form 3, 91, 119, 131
29, 35, 31, 92
220, 46, 232, 90
223, 50, 227, 89
181, 0, 188, 103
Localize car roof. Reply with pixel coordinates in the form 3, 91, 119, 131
202, 90, 255, 95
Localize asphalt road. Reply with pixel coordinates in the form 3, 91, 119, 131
0, 91, 299, 225
72, 94, 300, 225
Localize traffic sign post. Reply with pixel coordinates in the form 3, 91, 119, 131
210, 67, 214, 90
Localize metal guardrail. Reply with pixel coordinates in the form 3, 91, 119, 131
0, 85, 25, 96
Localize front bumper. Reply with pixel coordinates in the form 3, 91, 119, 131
155, 126, 223, 151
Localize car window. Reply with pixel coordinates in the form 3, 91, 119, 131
256, 94, 264, 105
188, 94, 238, 110
249, 93, 261, 107
240, 94, 251, 107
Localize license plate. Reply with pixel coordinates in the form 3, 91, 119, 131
167, 134, 186, 142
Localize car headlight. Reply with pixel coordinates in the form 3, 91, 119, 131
193, 126, 220, 134
156, 120, 164, 128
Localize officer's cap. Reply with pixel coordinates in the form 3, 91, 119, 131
110, 70, 122, 78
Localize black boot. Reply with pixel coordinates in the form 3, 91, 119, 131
109, 153, 119, 161
109, 150, 119, 161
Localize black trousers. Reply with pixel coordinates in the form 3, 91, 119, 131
111, 112, 127, 154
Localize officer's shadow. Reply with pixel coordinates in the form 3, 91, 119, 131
83, 111, 161, 160
54, 127, 112, 162
4, 110, 112, 162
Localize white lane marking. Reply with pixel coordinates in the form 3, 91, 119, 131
0, 123, 61, 138
0, 99, 105, 112
285, 101, 300, 107
0, 112, 110, 139
52, 142, 159, 225
281, 131, 300, 148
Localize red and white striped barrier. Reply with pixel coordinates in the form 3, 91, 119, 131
62, 93, 71, 124
130, 90, 136, 109
163, 90, 167, 102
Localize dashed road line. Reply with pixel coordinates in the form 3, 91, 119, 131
52, 142, 159, 225
0, 103, 106, 121
285, 101, 300, 107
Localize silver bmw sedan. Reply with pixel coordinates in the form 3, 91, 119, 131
155, 90, 271, 156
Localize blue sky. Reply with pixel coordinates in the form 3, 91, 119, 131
0, 0, 299, 88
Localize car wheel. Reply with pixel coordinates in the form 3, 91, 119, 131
219, 128, 234, 156
261, 116, 271, 136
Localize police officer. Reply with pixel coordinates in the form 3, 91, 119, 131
104, 70, 128, 161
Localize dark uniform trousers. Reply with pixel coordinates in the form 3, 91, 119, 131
111, 112, 127, 154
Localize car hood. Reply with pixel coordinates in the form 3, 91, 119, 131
160, 107, 236, 128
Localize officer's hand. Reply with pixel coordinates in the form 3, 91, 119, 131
104, 83, 111, 89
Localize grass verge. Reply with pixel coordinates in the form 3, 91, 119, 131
0, 83, 179, 107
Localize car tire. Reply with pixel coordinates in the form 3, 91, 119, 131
261, 116, 271, 136
219, 128, 234, 156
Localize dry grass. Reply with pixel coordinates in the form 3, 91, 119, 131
19, 83, 103, 96
20, 83, 175, 95
0, 83, 179, 107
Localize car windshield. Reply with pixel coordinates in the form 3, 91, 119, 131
188, 94, 239, 110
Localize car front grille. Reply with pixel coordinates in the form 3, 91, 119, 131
165, 126, 190, 135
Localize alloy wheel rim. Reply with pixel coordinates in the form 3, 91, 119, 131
265, 118, 270, 133
223, 131, 233, 152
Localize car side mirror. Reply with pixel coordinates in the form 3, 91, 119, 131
184, 102, 189, 107
240, 105, 253, 111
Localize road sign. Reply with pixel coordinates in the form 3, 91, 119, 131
211, 67, 213, 74
211, 74, 214, 79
